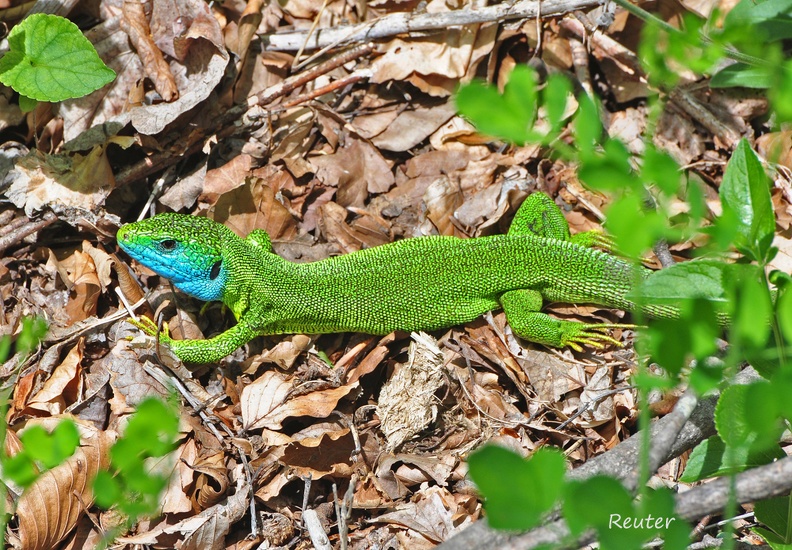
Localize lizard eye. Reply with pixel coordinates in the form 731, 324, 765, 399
209, 260, 222, 280
159, 239, 177, 251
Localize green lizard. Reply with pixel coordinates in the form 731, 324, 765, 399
117, 192, 676, 363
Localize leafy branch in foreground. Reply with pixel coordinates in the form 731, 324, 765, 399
455, 0, 791, 545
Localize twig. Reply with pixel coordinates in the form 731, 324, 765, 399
0, 211, 57, 254
282, 69, 372, 108
263, 0, 602, 51
303, 509, 333, 550
249, 42, 375, 108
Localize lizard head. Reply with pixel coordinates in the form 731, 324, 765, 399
117, 213, 231, 302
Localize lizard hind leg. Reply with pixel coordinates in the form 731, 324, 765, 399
508, 192, 573, 240
500, 289, 631, 351
510, 192, 613, 251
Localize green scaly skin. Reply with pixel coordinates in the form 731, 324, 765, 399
116, 192, 677, 363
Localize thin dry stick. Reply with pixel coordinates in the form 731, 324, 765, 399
293, 0, 331, 70
250, 42, 376, 107
282, 69, 372, 108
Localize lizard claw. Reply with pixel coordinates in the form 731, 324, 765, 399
127, 315, 172, 342
561, 323, 637, 351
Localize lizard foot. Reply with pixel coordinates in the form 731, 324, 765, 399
127, 315, 173, 345
561, 323, 636, 352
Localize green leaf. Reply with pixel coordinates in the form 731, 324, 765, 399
543, 74, 572, 133
455, 66, 541, 145
642, 298, 720, 378
718, 139, 775, 262
777, 287, 792, 345
756, 496, 792, 544
574, 93, 602, 156
641, 146, 681, 195
754, 526, 792, 549
711, 63, 773, 89
18, 94, 37, 112
769, 60, 792, 124
579, 139, 638, 192
51, 420, 81, 463
18, 420, 78, 469
680, 435, 784, 482
715, 384, 753, 447
16, 316, 48, 356
468, 445, 566, 530
724, 0, 792, 40
728, 263, 773, 350
563, 476, 634, 537
92, 470, 122, 509
0, 14, 116, 102
2, 452, 38, 487
630, 260, 728, 304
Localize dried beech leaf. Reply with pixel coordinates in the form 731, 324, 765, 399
241, 371, 357, 430
15, 418, 113, 550
121, 0, 178, 102
24, 340, 83, 415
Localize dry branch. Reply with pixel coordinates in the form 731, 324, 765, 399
262, 0, 602, 51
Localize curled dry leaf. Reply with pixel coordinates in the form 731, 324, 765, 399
190, 449, 230, 510
116, 468, 249, 550
241, 370, 358, 430
121, 0, 179, 102
11, 417, 113, 550
22, 340, 83, 417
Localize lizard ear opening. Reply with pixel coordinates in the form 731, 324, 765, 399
209, 260, 222, 280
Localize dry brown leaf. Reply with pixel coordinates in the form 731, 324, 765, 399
378, 453, 456, 488
191, 449, 229, 510
577, 366, 615, 428
373, 486, 472, 543
280, 429, 355, 479
121, 0, 179, 102
243, 334, 313, 374
367, 101, 457, 152
13, 417, 113, 550
757, 131, 792, 170
310, 137, 394, 208
201, 154, 253, 198
7, 148, 116, 219
208, 173, 299, 242
46, 246, 101, 323
269, 107, 317, 177
319, 202, 368, 253
423, 177, 464, 236
117, 471, 249, 549
24, 340, 83, 416
240, 370, 357, 430
372, 25, 495, 96
158, 439, 196, 515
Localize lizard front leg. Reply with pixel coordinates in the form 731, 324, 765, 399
129, 315, 261, 363
500, 289, 632, 351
